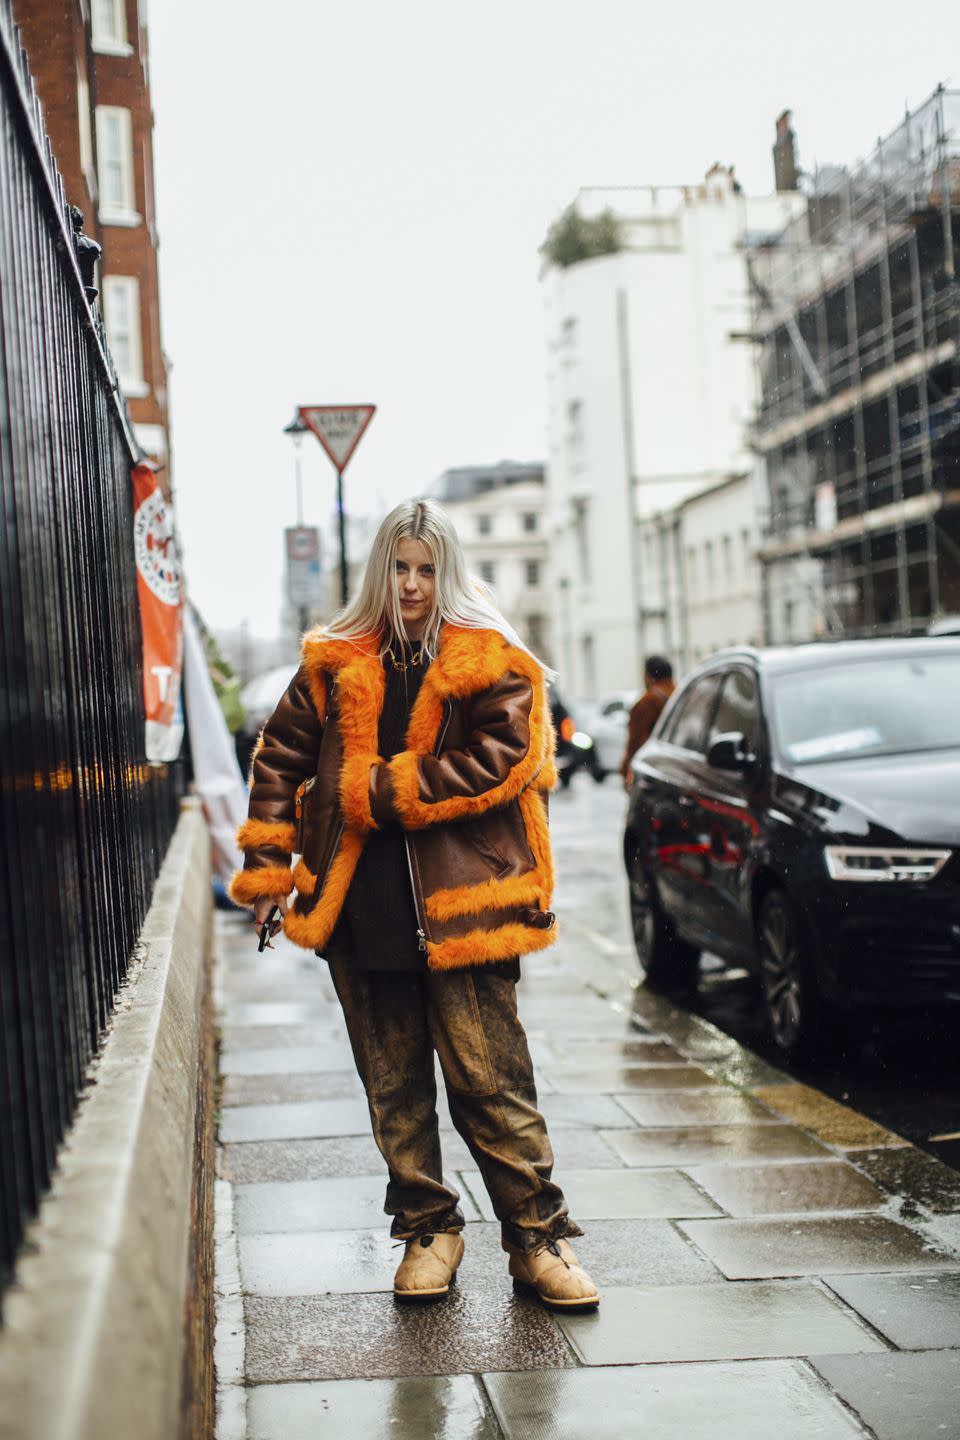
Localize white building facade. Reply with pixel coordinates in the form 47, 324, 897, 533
542, 169, 803, 697
636, 473, 764, 673
432, 463, 552, 662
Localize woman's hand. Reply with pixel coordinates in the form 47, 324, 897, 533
253, 894, 289, 945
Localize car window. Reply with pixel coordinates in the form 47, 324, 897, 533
708, 669, 761, 755
662, 674, 721, 754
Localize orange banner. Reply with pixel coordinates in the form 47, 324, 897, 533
132, 462, 184, 762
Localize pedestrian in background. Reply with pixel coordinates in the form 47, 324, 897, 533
620, 655, 676, 786
231, 499, 599, 1312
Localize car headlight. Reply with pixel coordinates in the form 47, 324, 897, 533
571, 731, 593, 750
824, 846, 951, 882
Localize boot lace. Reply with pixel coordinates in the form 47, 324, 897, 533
531, 1237, 570, 1267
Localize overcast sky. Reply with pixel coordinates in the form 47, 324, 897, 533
148, 0, 957, 638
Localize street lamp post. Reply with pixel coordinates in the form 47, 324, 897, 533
283, 413, 310, 633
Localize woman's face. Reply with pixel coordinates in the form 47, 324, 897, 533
395, 537, 436, 638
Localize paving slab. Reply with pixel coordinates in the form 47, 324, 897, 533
222, 1070, 364, 1105
680, 1215, 960, 1279
811, 1351, 960, 1440
852, 1146, 960, 1216
687, 1160, 887, 1217
470, 1217, 721, 1288
219, 1098, 373, 1143
246, 1375, 496, 1440
535, 1094, 636, 1129
544, 1063, 720, 1094
234, 1174, 480, 1234
616, 1090, 782, 1128
482, 1360, 869, 1439
220, 1022, 350, 1051
536, 1036, 684, 1066
220, 1002, 342, 1026
602, 1122, 831, 1168
823, 1272, 960, 1350
239, 1228, 399, 1295
220, 1135, 389, 1184
459, 1167, 720, 1222
752, 1083, 907, 1151
219, 1045, 357, 1076
557, 1279, 884, 1365
244, 1289, 574, 1381
928, 1215, 960, 1256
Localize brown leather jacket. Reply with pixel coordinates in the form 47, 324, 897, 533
230, 624, 558, 972
620, 679, 676, 778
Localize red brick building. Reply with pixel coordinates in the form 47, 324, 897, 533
13, 0, 170, 476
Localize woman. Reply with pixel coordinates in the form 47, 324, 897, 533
231, 499, 598, 1310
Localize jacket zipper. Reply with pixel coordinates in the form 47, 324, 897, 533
403, 699, 452, 954
404, 835, 429, 952
316, 820, 344, 894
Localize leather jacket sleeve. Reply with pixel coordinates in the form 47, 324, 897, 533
368, 670, 541, 829
231, 665, 323, 904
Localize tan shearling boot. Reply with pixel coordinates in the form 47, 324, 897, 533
393, 1231, 465, 1300
504, 1236, 600, 1310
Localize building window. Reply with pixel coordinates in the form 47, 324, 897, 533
476, 513, 492, 536
478, 560, 496, 586
76, 69, 94, 188
92, 0, 129, 51
567, 399, 584, 457
522, 512, 537, 533
685, 545, 697, 596
96, 106, 136, 220
102, 276, 145, 392
527, 614, 544, 651
573, 498, 591, 584
704, 540, 715, 593
561, 316, 578, 348
741, 527, 753, 576
525, 559, 540, 587
581, 634, 596, 696
722, 534, 733, 586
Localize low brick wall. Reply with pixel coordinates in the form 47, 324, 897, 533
0, 801, 215, 1440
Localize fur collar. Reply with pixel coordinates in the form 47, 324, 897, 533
301, 623, 544, 754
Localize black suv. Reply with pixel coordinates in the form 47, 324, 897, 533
623, 639, 960, 1057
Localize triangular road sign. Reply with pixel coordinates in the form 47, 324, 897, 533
299, 405, 376, 473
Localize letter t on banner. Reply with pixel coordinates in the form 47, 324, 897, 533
297, 405, 376, 606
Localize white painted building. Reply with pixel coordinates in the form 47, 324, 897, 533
542, 169, 803, 698
431, 463, 552, 662
637, 473, 764, 675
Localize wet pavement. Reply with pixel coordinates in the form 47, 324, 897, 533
214, 780, 960, 1439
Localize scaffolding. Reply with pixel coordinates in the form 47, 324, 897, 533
753, 86, 960, 640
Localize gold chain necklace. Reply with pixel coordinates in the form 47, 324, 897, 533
385, 645, 423, 672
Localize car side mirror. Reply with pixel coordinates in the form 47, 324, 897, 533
707, 731, 757, 773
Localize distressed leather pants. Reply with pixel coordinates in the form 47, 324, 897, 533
327, 956, 581, 1251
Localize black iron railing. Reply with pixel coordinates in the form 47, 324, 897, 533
0, 2, 182, 1294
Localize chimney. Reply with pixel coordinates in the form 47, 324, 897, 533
773, 110, 799, 192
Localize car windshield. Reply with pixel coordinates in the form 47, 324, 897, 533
769, 653, 960, 765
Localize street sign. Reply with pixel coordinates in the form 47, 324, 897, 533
285, 526, 323, 610
299, 405, 375, 473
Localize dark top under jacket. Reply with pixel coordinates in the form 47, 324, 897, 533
334, 639, 519, 979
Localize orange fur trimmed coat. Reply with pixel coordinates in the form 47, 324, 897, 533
230, 624, 558, 970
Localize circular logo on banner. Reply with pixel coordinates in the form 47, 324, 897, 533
133, 489, 180, 605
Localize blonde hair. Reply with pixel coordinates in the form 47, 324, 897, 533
323, 498, 552, 672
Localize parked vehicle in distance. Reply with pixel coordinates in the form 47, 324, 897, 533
236, 663, 298, 775
575, 691, 638, 779
623, 639, 960, 1058
550, 686, 602, 786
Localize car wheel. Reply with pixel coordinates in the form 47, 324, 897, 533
757, 888, 825, 1060
591, 763, 607, 783
626, 848, 699, 991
